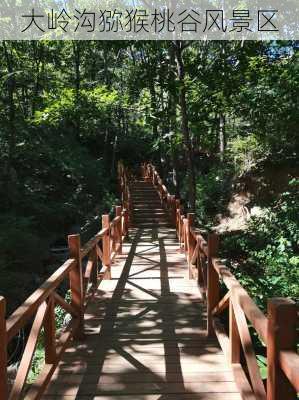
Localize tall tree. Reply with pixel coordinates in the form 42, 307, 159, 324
2, 41, 17, 208
173, 41, 196, 212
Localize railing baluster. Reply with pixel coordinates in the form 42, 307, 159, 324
124, 208, 129, 237
170, 195, 176, 225
175, 199, 180, 236
183, 218, 188, 254
0, 297, 8, 400
115, 205, 122, 254
102, 215, 111, 280
181, 215, 185, 250
267, 298, 297, 400
127, 192, 132, 225
207, 233, 219, 336
187, 213, 195, 279
10, 302, 48, 400
68, 234, 84, 339
229, 295, 241, 364
44, 294, 56, 364
91, 246, 98, 288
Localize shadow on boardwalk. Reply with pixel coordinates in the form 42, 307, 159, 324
42, 226, 243, 399
78, 228, 190, 398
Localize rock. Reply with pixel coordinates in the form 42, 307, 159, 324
250, 206, 265, 217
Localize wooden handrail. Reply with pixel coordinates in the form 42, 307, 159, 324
142, 162, 299, 400
212, 258, 268, 344
0, 163, 131, 400
111, 215, 121, 225
80, 227, 108, 259
6, 258, 76, 343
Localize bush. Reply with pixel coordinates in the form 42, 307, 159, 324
228, 135, 270, 176
195, 163, 234, 225
221, 178, 299, 309
0, 215, 47, 271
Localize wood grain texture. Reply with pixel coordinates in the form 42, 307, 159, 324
41, 181, 243, 400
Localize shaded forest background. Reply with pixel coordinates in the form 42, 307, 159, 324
0, 40, 298, 316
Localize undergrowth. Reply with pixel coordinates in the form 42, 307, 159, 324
221, 178, 299, 308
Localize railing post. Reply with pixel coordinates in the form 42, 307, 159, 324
115, 206, 122, 254
183, 218, 187, 253
124, 207, 129, 237
141, 163, 145, 179
145, 164, 149, 181
102, 214, 111, 280
170, 195, 176, 226
166, 194, 170, 211
127, 191, 132, 225
229, 290, 241, 364
267, 298, 297, 400
207, 233, 219, 336
0, 297, 8, 400
187, 213, 195, 279
44, 295, 56, 364
175, 199, 180, 236
180, 214, 185, 251
91, 246, 98, 288
68, 234, 84, 339
121, 209, 125, 240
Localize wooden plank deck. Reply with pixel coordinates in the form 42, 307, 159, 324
42, 181, 242, 400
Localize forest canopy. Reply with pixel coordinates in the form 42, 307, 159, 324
0, 40, 298, 314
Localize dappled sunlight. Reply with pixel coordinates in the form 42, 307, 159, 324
42, 180, 242, 399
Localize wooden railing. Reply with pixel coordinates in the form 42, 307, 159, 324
142, 162, 299, 400
118, 161, 131, 227
0, 164, 131, 400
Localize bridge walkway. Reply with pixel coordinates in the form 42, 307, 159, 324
43, 180, 242, 400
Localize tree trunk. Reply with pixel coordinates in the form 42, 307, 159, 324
3, 42, 17, 208
167, 45, 180, 197
103, 126, 110, 170
149, 69, 164, 176
173, 41, 196, 212
31, 41, 43, 116
111, 108, 121, 172
219, 113, 226, 160
219, 42, 226, 161
73, 42, 81, 136
111, 134, 118, 172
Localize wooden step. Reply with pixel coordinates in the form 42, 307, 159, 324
41, 181, 243, 400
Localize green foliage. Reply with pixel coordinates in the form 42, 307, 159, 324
0, 41, 298, 376
34, 86, 120, 135
28, 291, 72, 384
195, 163, 234, 224
256, 354, 268, 380
228, 135, 271, 175
234, 52, 299, 154
27, 340, 45, 384
222, 179, 299, 308
34, 89, 76, 127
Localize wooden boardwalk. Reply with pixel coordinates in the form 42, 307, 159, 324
43, 181, 242, 400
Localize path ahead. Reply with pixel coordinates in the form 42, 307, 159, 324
44, 181, 242, 399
